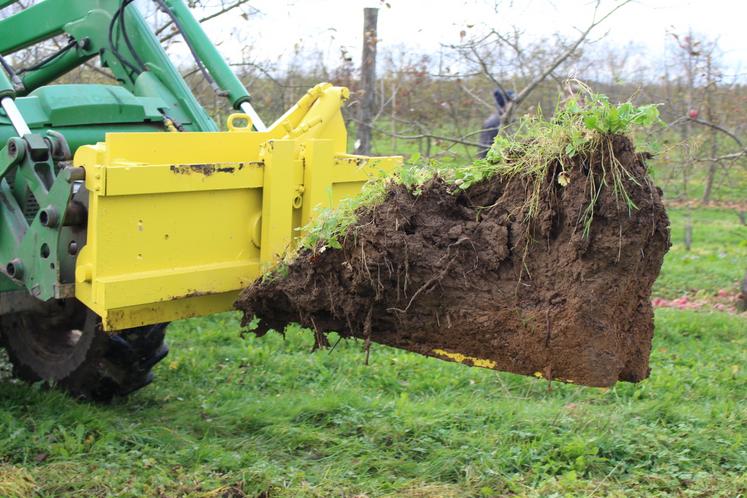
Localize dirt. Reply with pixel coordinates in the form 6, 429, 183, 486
236, 135, 671, 387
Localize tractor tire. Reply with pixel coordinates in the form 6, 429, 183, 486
0, 299, 168, 402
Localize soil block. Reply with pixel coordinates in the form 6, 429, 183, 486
236, 135, 671, 387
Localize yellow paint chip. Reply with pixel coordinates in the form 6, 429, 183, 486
432, 349, 497, 369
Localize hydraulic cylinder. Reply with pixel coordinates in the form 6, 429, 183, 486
0, 69, 30, 136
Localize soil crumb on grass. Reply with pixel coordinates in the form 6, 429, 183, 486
236, 134, 671, 387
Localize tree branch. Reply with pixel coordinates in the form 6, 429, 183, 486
157, 0, 254, 43
502, 0, 632, 123
362, 121, 484, 148
687, 117, 744, 148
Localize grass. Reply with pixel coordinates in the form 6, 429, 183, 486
0, 210, 745, 497
654, 207, 747, 298
646, 133, 747, 203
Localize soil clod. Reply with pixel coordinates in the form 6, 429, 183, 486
236, 135, 671, 387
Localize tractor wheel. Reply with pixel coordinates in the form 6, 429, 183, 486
0, 300, 169, 402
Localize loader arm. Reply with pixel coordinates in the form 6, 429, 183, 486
0, 0, 242, 131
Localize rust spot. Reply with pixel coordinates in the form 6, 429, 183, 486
182, 289, 217, 298
170, 164, 236, 176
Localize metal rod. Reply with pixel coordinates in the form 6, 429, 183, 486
1, 97, 31, 136
239, 101, 267, 132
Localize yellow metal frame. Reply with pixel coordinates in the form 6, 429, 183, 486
73, 83, 401, 330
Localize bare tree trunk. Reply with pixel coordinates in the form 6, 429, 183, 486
391, 79, 397, 152
682, 32, 695, 252
682, 114, 693, 252
356, 7, 378, 155
702, 55, 718, 204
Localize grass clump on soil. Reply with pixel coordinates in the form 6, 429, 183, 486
478, 90, 661, 237
300, 85, 662, 255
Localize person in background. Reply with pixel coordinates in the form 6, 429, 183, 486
478, 88, 513, 158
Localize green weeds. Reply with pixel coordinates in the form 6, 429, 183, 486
300, 175, 389, 251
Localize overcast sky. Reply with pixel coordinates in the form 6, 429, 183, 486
191, 0, 746, 78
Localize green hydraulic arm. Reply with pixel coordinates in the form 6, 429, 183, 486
157, 0, 266, 128
1, 0, 215, 130
0, 0, 266, 131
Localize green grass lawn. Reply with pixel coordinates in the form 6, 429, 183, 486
1, 208, 745, 498
654, 207, 747, 298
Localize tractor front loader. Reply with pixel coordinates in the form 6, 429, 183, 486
0, 0, 400, 400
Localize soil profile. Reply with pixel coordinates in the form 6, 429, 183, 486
237, 135, 671, 387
